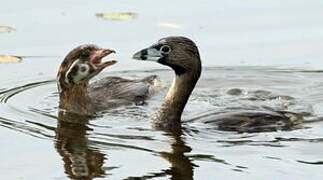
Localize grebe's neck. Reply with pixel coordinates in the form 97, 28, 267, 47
58, 82, 94, 115
153, 68, 201, 130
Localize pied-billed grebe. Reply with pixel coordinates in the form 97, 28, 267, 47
57, 44, 161, 115
132, 36, 303, 132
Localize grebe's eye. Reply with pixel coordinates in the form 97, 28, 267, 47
80, 65, 88, 72
160, 45, 171, 54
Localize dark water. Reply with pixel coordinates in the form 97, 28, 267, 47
1, 67, 323, 179
2, 0, 323, 179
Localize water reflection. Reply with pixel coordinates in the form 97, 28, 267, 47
160, 131, 195, 180
55, 110, 195, 179
55, 111, 106, 179
125, 130, 195, 180
1, 68, 323, 179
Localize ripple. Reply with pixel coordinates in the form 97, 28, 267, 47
0, 80, 55, 103
1, 68, 323, 179
297, 160, 323, 165
0, 115, 55, 140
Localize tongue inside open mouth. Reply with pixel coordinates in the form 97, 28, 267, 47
91, 49, 117, 69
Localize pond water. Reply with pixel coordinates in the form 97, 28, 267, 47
1, 0, 323, 179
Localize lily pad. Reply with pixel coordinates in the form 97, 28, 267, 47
96, 12, 137, 21
0, 26, 15, 33
0, 55, 22, 63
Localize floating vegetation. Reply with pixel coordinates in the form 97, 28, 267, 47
0, 55, 22, 63
158, 22, 183, 29
96, 12, 137, 21
0, 26, 15, 33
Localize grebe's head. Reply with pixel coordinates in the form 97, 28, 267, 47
133, 36, 201, 76
57, 44, 116, 90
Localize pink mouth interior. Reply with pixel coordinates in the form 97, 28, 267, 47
89, 50, 116, 68
90, 49, 114, 67
91, 57, 102, 65
90, 51, 107, 66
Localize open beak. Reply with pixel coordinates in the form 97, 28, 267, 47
132, 47, 163, 62
91, 48, 117, 69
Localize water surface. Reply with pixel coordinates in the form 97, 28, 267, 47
1, 68, 323, 179
1, 0, 323, 179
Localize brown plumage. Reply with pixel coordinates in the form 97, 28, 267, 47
57, 44, 161, 115
133, 36, 303, 132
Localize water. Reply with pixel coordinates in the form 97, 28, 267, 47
1, 0, 323, 179
1, 68, 323, 179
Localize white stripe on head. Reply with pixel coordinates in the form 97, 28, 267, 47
65, 59, 79, 84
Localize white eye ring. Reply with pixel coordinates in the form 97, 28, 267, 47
160, 45, 171, 54
77, 64, 90, 75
